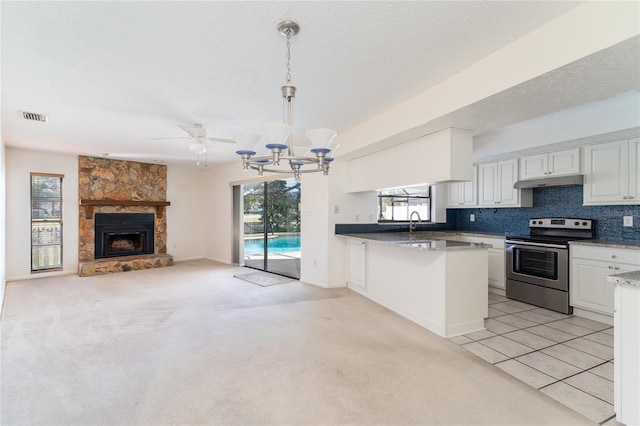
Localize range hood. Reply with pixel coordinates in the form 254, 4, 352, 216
514, 174, 584, 189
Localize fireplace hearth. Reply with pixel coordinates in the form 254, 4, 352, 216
94, 213, 154, 259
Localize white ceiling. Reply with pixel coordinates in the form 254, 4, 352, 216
2, 1, 637, 168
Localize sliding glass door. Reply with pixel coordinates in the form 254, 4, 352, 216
242, 179, 300, 278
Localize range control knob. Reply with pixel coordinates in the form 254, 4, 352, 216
582, 221, 588, 226
574, 221, 580, 226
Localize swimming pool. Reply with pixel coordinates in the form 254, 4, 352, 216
244, 234, 301, 255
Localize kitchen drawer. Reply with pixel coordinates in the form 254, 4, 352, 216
571, 245, 640, 265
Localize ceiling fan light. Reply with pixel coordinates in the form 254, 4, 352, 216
189, 142, 206, 155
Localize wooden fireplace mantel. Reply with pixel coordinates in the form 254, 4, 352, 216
80, 199, 171, 219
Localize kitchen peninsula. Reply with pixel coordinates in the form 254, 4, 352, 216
338, 232, 490, 338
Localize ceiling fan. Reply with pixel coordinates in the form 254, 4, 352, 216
150, 123, 235, 155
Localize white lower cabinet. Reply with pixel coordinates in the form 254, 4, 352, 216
348, 239, 367, 289
570, 245, 640, 316
487, 248, 505, 290
445, 235, 505, 291
614, 282, 640, 426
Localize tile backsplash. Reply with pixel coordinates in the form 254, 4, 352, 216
455, 186, 640, 241
336, 186, 639, 242
334, 210, 456, 235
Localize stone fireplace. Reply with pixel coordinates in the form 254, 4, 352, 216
78, 156, 173, 276
94, 213, 155, 259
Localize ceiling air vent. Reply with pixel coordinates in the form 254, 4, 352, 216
22, 111, 49, 122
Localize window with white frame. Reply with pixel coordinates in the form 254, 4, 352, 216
31, 173, 63, 272
377, 186, 431, 222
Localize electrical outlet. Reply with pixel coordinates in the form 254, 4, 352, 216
355, 214, 360, 222
470, 214, 475, 222
333, 205, 339, 214
623, 216, 633, 227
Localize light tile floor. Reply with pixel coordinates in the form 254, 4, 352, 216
451, 293, 616, 424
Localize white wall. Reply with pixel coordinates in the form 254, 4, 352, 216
299, 172, 330, 287
299, 165, 378, 288
474, 91, 640, 159
5, 152, 205, 280
203, 162, 247, 264
1, 139, 6, 311
5, 148, 79, 280
204, 160, 377, 288
0, 1, 5, 310
327, 161, 378, 287
166, 166, 207, 261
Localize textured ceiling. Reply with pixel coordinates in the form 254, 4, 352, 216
2, 1, 634, 168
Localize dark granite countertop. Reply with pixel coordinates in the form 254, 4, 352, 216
336, 232, 492, 251
607, 270, 640, 288
569, 240, 640, 250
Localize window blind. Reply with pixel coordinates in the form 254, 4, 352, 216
31, 174, 63, 271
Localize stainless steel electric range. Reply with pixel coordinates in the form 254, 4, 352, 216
505, 218, 595, 314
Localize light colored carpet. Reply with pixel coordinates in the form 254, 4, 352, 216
234, 270, 295, 286
1, 259, 591, 425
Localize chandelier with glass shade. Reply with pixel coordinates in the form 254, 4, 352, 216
234, 21, 337, 179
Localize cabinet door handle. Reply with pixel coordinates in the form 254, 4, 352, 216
623, 196, 628, 199
615, 266, 620, 270
612, 255, 617, 259
609, 265, 614, 269
630, 196, 635, 199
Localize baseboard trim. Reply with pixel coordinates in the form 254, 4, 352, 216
7, 270, 77, 282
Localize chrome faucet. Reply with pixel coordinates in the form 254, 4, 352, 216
409, 211, 422, 233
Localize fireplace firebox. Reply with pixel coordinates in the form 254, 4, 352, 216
94, 213, 154, 259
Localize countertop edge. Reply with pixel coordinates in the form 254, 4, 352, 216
569, 240, 640, 250
607, 271, 640, 288
336, 233, 492, 252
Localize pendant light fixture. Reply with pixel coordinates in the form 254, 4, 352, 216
234, 20, 337, 179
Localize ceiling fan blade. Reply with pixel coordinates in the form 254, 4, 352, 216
207, 137, 236, 144
178, 123, 207, 138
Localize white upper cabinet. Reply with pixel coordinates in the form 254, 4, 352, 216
479, 159, 532, 207
447, 165, 477, 208
583, 138, 639, 205
520, 148, 580, 180
630, 137, 640, 201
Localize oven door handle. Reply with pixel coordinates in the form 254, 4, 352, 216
505, 241, 567, 249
